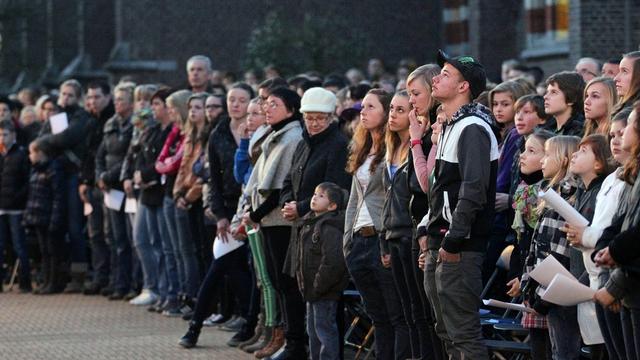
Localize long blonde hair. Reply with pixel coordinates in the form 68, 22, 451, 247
583, 77, 617, 137
385, 91, 410, 165
537, 135, 580, 213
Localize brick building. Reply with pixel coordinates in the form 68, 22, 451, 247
0, 0, 637, 92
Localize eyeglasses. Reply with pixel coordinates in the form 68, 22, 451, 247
303, 115, 330, 124
267, 101, 282, 109
205, 104, 223, 109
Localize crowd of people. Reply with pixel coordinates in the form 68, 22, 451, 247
0, 49, 639, 360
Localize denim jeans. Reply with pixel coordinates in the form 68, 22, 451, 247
307, 300, 340, 360
424, 249, 452, 350
108, 208, 132, 293
64, 173, 86, 264
435, 251, 488, 360
0, 214, 30, 287
174, 204, 200, 298
548, 305, 582, 360
389, 237, 437, 360
191, 245, 256, 326
163, 196, 184, 296
345, 233, 409, 360
87, 188, 111, 286
133, 202, 167, 297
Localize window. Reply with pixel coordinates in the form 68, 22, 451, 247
443, 0, 470, 56
522, 0, 569, 57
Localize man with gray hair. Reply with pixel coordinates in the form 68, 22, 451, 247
186, 55, 213, 93
575, 57, 601, 82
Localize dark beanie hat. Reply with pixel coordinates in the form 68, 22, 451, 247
269, 87, 301, 117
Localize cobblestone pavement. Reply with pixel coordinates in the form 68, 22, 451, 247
0, 289, 255, 360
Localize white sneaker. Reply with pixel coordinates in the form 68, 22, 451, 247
129, 289, 158, 306
203, 313, 224, 327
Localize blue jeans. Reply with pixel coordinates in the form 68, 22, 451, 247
108, 208, 133, 293
87, 188, 111, 285
174, 204, 200, 298
548, 305, 582, 360
0, 214, 30, 287
163, 196, 184, 296
133, 202, 167, 297
307, 300, 340, 360
345, 233, 410, 360
64, 173, 86, 264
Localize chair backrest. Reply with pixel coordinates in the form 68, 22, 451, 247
496, 245, 514, 271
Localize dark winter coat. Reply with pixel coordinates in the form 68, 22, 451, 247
95, 114, 133, 190
18, 121, 42, 147
122, 122, 171, 207
23, 159, 65, 232
280, 122, 351, 215
281, 122, 351, 277
0, 143, 30, 210
296, 210, 349, 302
207, 117, 242, 221
543, 112, 585, 137
381, 162, 414, 245
39, 104, 96, 173
80, 102, 115, 185
426, 103, 500, 253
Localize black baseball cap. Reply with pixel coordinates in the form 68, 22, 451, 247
436, 49, 487, 100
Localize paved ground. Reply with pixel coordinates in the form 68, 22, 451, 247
0, 288, 256, 360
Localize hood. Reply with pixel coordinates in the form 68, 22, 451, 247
449, 102, 501, 143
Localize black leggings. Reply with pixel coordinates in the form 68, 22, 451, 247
191, 245, 256, 326
261, 226, 306, 346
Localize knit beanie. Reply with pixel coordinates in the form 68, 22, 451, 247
300, 87, 337, 114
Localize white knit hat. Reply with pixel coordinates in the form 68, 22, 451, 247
300, 87, 337, 113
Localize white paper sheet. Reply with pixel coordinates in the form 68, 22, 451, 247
539, 189, 589, 227
541, 274, 595, 306
213, 232, 244, 259
103, 190, 125, 211
529, 255, 576, 287
50, 112, 69, 134
482, 299, 534, 313
124, 198, 137, 214
83, 202, 93, 216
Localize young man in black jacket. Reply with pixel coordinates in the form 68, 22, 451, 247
423, 50, 499, 360
80, 81, 116, 295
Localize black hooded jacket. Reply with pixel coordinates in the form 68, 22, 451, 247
426, 103, 500, 253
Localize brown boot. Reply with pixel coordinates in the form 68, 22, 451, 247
254, 326, 284, 358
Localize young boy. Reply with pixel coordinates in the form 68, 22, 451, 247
543, 71, 586, 137
23, 139, 65, 294
296, 182, 349, 360
0, 119, 31, 292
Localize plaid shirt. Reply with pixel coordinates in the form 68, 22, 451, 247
521, 312, 548, 329
521, 181, 576, 301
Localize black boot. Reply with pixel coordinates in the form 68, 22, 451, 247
178, 321, 201, 348
41, 258, 64, 294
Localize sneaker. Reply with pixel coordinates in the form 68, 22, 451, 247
220, 316, 246, 332
227, 327, 255, 347
129, 289, 159, 306
123, 290, 139, 301
108, 291, 125, 300
100, 285, 114, 297
203, 313, 225, 327
162, 305, 183, 317
83, 282, 106, 296
147, 298, 165, 312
